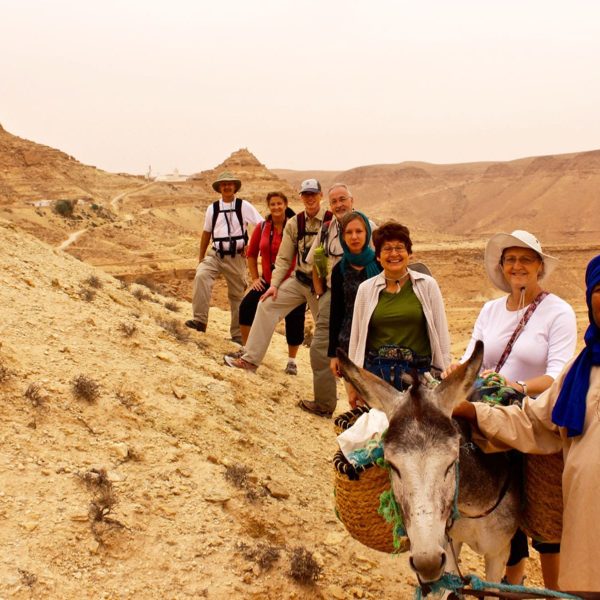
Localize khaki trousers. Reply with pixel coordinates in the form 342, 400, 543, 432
191, 249, 247, 341
243, 278, 337, 411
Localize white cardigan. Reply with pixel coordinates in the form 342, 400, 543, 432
348, 269, 451, 371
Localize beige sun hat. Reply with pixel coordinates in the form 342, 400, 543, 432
212, 171, 241, 193
484, 230, 558, 292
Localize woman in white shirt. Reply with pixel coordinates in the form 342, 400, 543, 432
448, 230, 577, 588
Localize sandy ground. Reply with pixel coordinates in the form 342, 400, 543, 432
3, 218, 597, 599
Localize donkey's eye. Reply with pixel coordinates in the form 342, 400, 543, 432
389, 464, 402, 479
445, 463, 455, 477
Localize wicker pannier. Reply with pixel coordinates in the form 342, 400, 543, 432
521, 452, 564, 544
333, 408, 409, 554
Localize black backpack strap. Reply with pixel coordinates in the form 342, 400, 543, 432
211, 198, 247, 258
318, 210, 334, 247
210, 200, 220, 235
296, 209, 331, 267
235, 198, 248, 246
296, 211, 306, 266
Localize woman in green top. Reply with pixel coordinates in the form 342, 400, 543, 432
348, 221, 451, 394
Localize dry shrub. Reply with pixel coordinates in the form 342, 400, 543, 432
237, 542, 281, 571
78, 468, 124, 542
156, 317, 189, 342
134, 276, 160, 293
116, 386, 141, 409
78, 287, 96, 302
18, 569, 37, 588
78, 467, 111, 490
224, 464, 251, 489
84, 275, 103, 289
54, 199, 74, 217
72, 375, 100, 402
164, 300, 180, 313
288, 547, 322, 583
24, 382, 44, 407
132, 287, 151, 301
223, 464, 264, 501
118, 279, 130, 290
118, 322, 137, 337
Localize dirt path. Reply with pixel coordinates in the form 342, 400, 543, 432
57, 228, 88, 251
111, 182, 156, 212
56, 183, 157, 250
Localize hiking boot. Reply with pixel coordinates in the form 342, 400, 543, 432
284, 361, 298, 376
225, 348, 245, 359
297, 399, 333, 418
223, 355, 257, 372
185, 319, 207, 332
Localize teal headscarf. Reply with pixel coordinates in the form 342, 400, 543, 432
339, 211, 381, 279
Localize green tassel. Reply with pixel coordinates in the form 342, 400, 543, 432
377, 483, 406, 548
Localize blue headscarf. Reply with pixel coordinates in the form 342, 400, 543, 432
552, 254, 600, 437
339, 211, 381, 279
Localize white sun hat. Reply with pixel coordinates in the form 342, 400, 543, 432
484, 230, 558, 293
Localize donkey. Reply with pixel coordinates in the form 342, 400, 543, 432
338, 341, 520, 587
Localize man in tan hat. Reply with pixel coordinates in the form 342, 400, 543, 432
186, 171, 263, 343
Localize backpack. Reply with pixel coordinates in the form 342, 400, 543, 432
296, 209, 333, 265
211, 198, 248, 258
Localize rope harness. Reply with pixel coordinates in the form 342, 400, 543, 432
414, 572, 583, 599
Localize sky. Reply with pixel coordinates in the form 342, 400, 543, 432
2, 0, 600, 176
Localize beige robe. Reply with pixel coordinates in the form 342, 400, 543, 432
474, 361, 600, 593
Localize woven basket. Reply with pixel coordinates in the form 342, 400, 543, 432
521, 452, 564, 543
333, 405, 370, 436
333, 408, 409, 553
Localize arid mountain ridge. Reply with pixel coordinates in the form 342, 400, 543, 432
1, 122, 598, 247
274, 149, 600, 242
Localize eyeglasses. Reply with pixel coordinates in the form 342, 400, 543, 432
502, 255, 540, 266
381, 245, 407, 255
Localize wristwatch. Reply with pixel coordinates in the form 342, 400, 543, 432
516, 380, 528, 396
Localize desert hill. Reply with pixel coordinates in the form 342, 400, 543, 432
190, 148, 297, 207
0, 128, 300, 299
273, 150, 600, 243
0, 122, 145, 205
0, 218, 427, 598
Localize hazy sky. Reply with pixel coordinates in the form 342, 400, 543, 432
2, 0, 599, 175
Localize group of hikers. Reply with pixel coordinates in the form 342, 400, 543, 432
184, 170, 600, 597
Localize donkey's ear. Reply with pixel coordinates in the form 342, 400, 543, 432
336, 349, 401, 419
435, 341, 484, 417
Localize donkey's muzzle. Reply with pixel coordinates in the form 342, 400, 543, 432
409, 550, 447, 583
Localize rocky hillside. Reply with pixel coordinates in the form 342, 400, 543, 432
0, 123, 144, 205
2, 218, 452, 599
273, 149, 600, 243
0, 130, 305, 301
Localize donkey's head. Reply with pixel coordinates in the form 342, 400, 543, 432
337, 342, 483, 583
